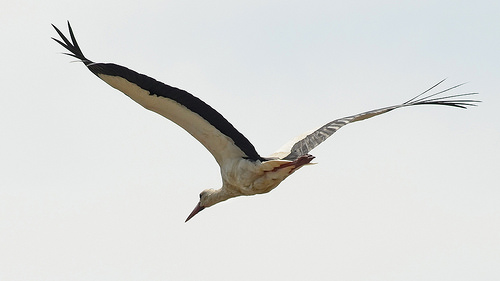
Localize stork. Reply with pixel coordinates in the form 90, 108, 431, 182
52, 22, 479, 222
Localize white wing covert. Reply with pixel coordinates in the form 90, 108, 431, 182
52, 22, 266, 166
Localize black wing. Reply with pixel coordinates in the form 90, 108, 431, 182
52, 21, 266, 165
272, 80, 479, 160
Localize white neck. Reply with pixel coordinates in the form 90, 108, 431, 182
203, 187, 241, 207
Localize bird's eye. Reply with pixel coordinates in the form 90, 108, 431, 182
199, 193, 203, 199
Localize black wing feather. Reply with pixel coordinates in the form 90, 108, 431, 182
280, 80, 479, 160
52, 21, 265, 162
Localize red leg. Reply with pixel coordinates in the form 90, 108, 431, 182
270, 154, 315, 174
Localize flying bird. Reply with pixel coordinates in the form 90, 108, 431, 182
52, 22, 479, 222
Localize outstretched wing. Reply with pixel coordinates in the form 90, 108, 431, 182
52, 21, 265, 166
272, 80, 479, 160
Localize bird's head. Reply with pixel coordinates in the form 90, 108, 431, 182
185, 188, 217, 222
185, 188, 237, 222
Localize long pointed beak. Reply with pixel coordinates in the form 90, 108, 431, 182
185, 202, 205, 222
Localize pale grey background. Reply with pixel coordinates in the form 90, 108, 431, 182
1, 1, 499, 280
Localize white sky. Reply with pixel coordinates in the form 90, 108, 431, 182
1, 1, 499, 280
